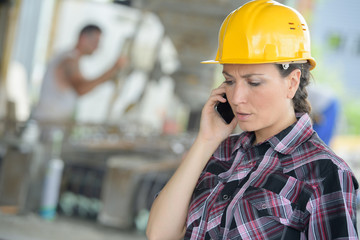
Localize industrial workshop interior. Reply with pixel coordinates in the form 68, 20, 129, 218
0, 0, 360, 239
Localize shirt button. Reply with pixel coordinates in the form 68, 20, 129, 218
223, 194, 230, 200
261, 203, 267, 209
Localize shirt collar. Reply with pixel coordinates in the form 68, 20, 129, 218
213, 113, 314, 160
212, 132, 253, 161
267, 113, 314, 155
233, 131, 254, 154
233, 113, 313, 154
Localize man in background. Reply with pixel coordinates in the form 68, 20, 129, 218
24, 24, 126, 213
32, 24, 126, 125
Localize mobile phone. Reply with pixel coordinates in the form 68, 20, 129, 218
215, 94, 235, 124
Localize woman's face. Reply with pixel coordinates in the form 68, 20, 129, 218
222, 63, 300, 142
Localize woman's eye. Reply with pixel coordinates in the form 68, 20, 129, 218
249, 81, 261, 87
224, 80, 234, 85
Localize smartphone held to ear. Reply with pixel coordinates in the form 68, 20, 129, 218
215, 94, 235, 124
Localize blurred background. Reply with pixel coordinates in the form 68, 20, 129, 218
0, 0, 359, 239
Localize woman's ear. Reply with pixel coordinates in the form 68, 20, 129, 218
287, 69, 301, 99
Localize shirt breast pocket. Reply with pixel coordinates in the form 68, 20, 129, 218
242, 176, 312, 230
244, 187, 296, 223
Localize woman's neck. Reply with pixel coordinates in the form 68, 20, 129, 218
254, 111, 297, 145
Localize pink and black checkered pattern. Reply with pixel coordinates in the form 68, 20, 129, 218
185, 113, 358, 240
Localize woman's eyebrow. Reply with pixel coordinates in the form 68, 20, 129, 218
222, 71, 233, 78
241, 73, 264, 78
222, 71, 264, 79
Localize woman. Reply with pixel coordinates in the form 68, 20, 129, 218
146, 1, 358, 239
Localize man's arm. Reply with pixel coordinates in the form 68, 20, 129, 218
61, 57, 125, 96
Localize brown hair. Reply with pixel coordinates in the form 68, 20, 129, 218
276, 62, 312, 114
79, 24, 102, 37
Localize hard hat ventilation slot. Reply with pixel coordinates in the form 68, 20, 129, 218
289, 22, 295, 30
301, 24, 306, 31
288, 22, 306, 31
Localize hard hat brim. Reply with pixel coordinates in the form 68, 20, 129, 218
200, 60, 219, 64
201, 58, 316, 70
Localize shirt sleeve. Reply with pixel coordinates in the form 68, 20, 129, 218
306, 168, 358, 239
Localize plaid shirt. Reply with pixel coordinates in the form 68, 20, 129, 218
185, 113, 358, 239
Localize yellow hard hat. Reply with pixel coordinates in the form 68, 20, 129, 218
202, 0, 316, 70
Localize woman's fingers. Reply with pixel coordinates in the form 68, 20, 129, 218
206, 85, 228, 107
209, 85, 226, 97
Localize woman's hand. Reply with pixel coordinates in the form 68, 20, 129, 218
146, 84, 238, 240
198, 84, 238, 145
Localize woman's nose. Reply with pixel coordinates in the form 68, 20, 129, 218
230, 82, 248, 105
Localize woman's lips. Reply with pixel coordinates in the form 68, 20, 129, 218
237, 112, 251, 121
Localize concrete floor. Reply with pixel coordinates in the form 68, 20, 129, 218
0, 213, 147, 240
